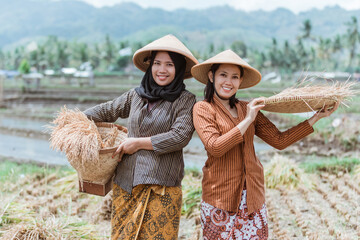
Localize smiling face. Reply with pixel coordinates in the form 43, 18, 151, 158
151, 51, 176, 86
208, 64, 243, 99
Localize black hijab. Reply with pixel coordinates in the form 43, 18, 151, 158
135, 51, 186, 102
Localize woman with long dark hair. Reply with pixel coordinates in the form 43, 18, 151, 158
191, 49, 338, 239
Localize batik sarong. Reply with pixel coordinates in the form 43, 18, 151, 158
111, 183, 182, 240
201, 189, 268, 240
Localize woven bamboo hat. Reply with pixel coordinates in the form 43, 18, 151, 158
191, 49, 261, 89
133, 34, 198, 79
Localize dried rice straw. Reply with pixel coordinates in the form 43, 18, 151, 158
48, 106, 102, 166
261, 79, 359, 113
47, 107, 127, 185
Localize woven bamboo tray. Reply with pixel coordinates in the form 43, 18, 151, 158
262, 95, 337, 113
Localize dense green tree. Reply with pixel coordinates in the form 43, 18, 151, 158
13, 47, 25, 70
73, 42, 89, 64
29, 50, 39, 70
90, 44, 101, 70
56, 41, 70, 69
0, 49, 5, 69
230, 41, 247, 58
18, 59, 30, 74
116, 56, 131, 70
208, 43, 215, 56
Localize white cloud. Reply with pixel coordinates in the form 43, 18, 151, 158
80, 0, 360, 13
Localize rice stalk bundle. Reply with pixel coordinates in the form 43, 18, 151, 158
49, 106, 101, 167
48, 107, 127, 184
262, 80, 359, 113
265, 154, 309, 189
1, 215, 99, 239
1, 224, 47, 240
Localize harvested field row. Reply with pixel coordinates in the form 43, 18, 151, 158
1, 160, 359, 239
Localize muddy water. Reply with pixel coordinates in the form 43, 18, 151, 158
0, 117, 272, 169
0, 133, 68, 165
0, 117, 48, 132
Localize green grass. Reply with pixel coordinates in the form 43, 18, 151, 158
300, 156, 360, 174
0, 159, 73, 184
339, 96, 360, 113
181, 168, 202, 217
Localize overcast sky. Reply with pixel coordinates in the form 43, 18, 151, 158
80, 0, 360, 13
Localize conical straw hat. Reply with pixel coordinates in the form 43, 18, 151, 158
191, 49, 261, 89
133, 34, 198, 79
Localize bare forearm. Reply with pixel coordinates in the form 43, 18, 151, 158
307, 115, 319, 127
308, 102, 340, 127
237, 117, 253, 135
136, 137, 154, 151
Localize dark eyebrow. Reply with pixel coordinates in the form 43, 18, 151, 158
219, 70, 239, 76
154, 59, 174, 64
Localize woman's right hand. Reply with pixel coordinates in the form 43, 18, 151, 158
237, 98, 265, 135
245, 98, 266, 122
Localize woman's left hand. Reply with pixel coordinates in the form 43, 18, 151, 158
112, 138, 140, 162
111, 137, 153, 162
308, 101, 340, 126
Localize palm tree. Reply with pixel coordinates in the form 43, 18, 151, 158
269, 38, 281, 70
332, 35, 342, 69
73, 42, 89, 64
103, 34, 115, 70
296, 39, 308, 70
299, 19, 315, 41
90, 44, 101, 70
345, 16, 360, 72
318, 37, 332, 69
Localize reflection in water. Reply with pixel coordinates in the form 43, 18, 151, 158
0, 117, 272, 170
0, 134, 68, 165
0, 117, 49, 132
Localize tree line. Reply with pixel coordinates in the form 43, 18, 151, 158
0, 17, 359, 76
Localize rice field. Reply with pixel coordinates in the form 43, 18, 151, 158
0, 76, 359, 239
1, 155, 359, 239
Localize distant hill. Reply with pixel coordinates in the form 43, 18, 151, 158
0, 0, 359, 52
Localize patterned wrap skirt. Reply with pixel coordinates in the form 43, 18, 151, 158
201, 189, 268, 240
111, 183, 182, 240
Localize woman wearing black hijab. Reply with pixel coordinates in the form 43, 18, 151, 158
84, 34, 198, 239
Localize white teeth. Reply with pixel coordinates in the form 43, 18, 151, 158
222, 87, 231, 90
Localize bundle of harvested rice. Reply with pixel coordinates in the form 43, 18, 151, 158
261, 80, 358, 113
1, 215, 100, 239
265, 154, 310, 189
48, 107, 127, 185
1, 225, 47, 240
49, 106, 101, 164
